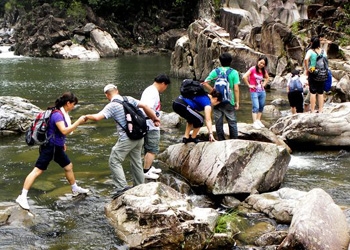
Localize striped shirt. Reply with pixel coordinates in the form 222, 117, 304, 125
99, 95, 140, 140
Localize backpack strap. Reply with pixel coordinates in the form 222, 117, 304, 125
112, 97, 128, 132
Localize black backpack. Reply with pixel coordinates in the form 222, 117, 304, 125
113, 96, 148, 140
25, 107, 60, 146
311, 50, 329, 82
180, 79, 206, 98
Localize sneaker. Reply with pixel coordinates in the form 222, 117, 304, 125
16, 195, 30, 210
72, 186, 90, 197
144, 170, 160, 180
111, 186, 132, 199
256, 120, 265, 128
253, 121, 261, 130
182, 137, 190, 144
149, 166, 162, 174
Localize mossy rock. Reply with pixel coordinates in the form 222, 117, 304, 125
32, 180, 56, 191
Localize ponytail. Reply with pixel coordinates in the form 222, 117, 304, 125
54, 92, 78, 109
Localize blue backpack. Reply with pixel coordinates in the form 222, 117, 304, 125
324, 70, 332, 92
289, 77, 303, 92
214, 68, 233, 103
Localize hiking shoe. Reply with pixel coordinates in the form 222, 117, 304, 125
111, 186, 132, 199
72, 186, 90, 197
256, 120, 265, 128
182, 137, 190, 144
16, 195, 30, 210
253, 121, 261, 129
149, 166, 162, 174
144, 170, 160, 180
190, 137, 201, 144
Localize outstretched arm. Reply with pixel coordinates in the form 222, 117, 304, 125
204, 105, 215, 142
55, 116, 86, 135
85, 113, 105, 121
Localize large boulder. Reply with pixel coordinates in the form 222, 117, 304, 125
270, 102, 350, 149
278, 188, 350, 250
105, 182, 220, 249
159, 140, 290, 195
0, 96, 40, 135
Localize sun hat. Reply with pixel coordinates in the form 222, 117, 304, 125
103, 84, 117, 93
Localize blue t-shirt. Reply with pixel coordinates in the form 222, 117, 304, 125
47, 111, 67, 146
182, 95, 211, 111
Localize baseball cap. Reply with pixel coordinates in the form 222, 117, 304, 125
103, 84, 117, 93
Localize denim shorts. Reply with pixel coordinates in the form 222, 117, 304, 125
35, 143, 71, 170
144, 130, 160, 154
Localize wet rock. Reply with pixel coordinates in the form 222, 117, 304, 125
159, 139, 290, 195
105, 182, 220, 249
0, 96, 41, 134
278, 188, 350, 250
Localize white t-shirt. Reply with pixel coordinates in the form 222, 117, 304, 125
140, 85, 160, 131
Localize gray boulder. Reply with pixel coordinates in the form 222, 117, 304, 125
159, 139, 290, 195
105, 182, 219, 249
0, 96, 41, 135
270, 102, 350, 148
278, 188, 350, 250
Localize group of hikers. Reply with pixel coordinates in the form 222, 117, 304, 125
16, 38, 329, 210
287, 34, 332, 114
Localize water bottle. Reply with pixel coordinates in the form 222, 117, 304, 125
126, 114, 133, 132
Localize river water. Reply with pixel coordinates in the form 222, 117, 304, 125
0, 47, 349, 249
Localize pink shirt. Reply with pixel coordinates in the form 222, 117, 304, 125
248, 66, 266, 93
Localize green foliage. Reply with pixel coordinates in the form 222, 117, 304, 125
215, 210, 243, 233
67, 0, 86, 22
290, 22, 299, 34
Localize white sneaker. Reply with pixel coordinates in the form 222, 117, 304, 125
256, 120, 265, 128
72, 186, 90, 197
253, 121, 261, 129
16, 195, 30, 210
149, 166, 162, 174
144, 170, 159, 180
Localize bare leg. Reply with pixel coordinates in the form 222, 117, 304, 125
23, 167, 44, 190
310, 93, 316, 112
252, 113, 257, 123
143, 152, 155, 169
257, 112, 263, 121
63, 163, 76, 185
184, 123, 193, 138
317, 94, 324, 113
191, 128, 200, 138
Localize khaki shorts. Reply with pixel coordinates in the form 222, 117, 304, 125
143, 130, 160, 154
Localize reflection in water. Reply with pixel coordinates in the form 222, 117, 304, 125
0, 52, 349, 249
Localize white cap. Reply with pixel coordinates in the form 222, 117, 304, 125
103, 84, 117, 93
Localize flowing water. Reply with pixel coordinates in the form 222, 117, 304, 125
0, 47, 349, 249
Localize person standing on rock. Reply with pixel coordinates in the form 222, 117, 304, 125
242, 56, 269, 129
287, 69, 304, 114
203, 52, 240, 140
84, 84, 160, 198
303, 38, 326, 113
140, 74, 171, 180
16, 92, 89, 210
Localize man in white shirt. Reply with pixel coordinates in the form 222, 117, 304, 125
141, 74, 171, 179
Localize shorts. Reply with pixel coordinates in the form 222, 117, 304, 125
308, 77, 324, 95
144, 130, 160, 154
35, 143, 71, 170
288, 91, 304, 113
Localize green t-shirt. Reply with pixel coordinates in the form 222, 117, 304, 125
205, 66, 240, 105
